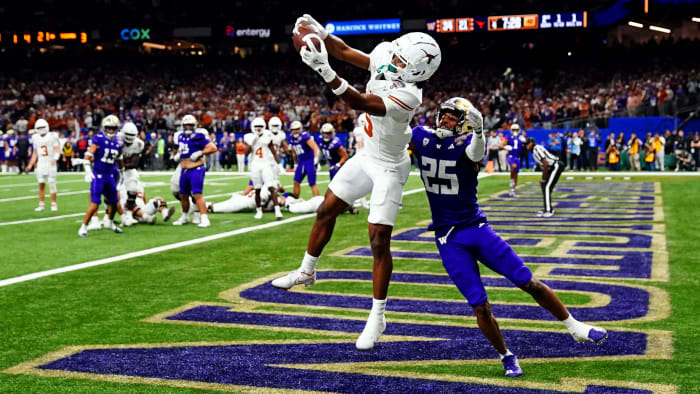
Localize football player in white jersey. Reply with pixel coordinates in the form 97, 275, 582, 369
118, 181, 174, 225
244, 117, 284, 220
118, 122, 145, 226
206, 187, 273, 214
268, 116, 289, 189
272, 15, 441, 350
280, 194, 325, 214
25, 119, 61, 211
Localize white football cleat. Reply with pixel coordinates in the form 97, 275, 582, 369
122, 212, 135, 227
142, 214, 157, 224
356, 313, 387, 350
50, 203, 58, 212
274, 205, 284, 220
192, 211, 201, 224
197, 215, 211, 228
87, 216, 102, 231
35, 204, 45, 212
271, 269, 316, 289
172, 215, 189, 226
254, 209, 263, 220
78, 225, 88, 238
102, 216, 110, 229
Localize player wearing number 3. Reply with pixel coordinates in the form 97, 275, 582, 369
26, 118, 60, 212
78, 115, 125, 237
411, 98, 607, 378
271, 14, 441, 351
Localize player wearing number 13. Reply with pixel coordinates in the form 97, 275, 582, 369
411, 98, 607, 378
78, 115, 124, 237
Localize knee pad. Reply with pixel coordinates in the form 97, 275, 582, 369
49, 182, 57, 194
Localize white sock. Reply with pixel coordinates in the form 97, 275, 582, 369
371, 298, 387, 316
300, 252, 318, 273
499, 349, 513, 360
80, 224, 87, 231
509, 180, 515, 189
256, 207, 262, 214
200, 213, 208, 221
562, 314, 588, 333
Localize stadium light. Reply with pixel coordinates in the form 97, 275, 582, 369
142, 42, 166, 50
628, 21, 644, 28
692, 17, 700, 23
649, 25, 671, 34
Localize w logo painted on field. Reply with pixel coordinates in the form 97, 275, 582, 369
4, 182, 675, 393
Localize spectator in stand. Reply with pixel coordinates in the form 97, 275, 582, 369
606, 143, 621, 171
219, 131, 231, 171
627, 133, 642, 171
235, 137, 246, 172
690, 133, 700, 171
587, 130, 601, 171
652, 133, 665, 171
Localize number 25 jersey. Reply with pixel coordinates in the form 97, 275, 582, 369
411, 125, 486, 229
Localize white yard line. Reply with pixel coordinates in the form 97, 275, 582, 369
0, 186, 427, 288
0, 179, 87, 188
0, 190, 90, 202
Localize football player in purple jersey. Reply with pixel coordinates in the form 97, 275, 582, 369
78, 115, 124, 237
410, 97, 607, 378
318, 123, 349, 180
501, 123, 523, 197
287, 120, 320, 197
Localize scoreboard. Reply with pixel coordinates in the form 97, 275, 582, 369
428, 11, 587, 33
0, 31, 88, 45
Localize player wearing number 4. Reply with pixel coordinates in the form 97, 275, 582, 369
25, 119, 60, 212
411, 98, 607, 378
78, 115, 124, 237
272, 14, 441, 351
172, 115, 218, 228
244, 117, 284, 220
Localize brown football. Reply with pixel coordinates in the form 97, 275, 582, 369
292, 25, 322, 52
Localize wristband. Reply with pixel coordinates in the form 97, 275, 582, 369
53, 152, 61, 161
318, 65, 337, 83
332, 78, 349, 96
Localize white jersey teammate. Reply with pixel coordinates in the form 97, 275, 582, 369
244, 117, 283, 220
25, 119, 60, 212
118, 122, 145, 226
268, 116, 289, 188
271, 15, 441, 351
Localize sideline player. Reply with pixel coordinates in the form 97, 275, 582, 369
25, 119, 60, 211
525, 138, 564, 217
172, 119, 218, 228
271, 15, 442, 350
501, 123, 523, 197
78, 115, 124, 237
288, 120, 320, 197
4, 129, 19, 174
268, 116, 289, 189
318, 123, 349, 180
118, 122, 145, 226
244, 117, 284, 220
411, 97, 607, 377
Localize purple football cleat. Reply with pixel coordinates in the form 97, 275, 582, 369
501, 355, 523, 378
588, 327, 608, 345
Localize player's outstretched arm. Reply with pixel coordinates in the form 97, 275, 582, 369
294, 14, 370, 70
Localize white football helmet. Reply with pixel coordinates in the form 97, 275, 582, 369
121, 122, 139, 145
6, 129, 14, 137
290, 120, 303, 136
268, 116, 282, 134
251, 117, 266, 135
182, 114, 197, 135
35, 119, 49, 135
390, 32, 441, 83
101, 115, 120, 139
510, 123, 520, 137
0, 131, 4, 137
320, 123, 335, 142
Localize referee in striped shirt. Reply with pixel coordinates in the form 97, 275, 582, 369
526, 138, 563, 217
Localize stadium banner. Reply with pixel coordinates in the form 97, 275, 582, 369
324, 19, 401, 36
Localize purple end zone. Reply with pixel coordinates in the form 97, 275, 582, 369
38, 311, 651, 393
235, 271, 649, 321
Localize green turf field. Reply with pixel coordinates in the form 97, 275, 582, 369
0, 171, 697, 393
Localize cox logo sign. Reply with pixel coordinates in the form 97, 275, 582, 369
121, 28, 151, 40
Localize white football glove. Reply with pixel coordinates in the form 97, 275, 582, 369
300, 36, 337, 83
84, 169, 94, 183
466, 107, 484, 135
294, 14, 328, 39
504, 145, 513, 151
190, 150, 203, 161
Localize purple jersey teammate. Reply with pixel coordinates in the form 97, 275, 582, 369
501, 123, 523, 197
287, 120, 320, 197
78, 115, 124, 237
318, 123, 349, 179
411, 97, 607, 378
